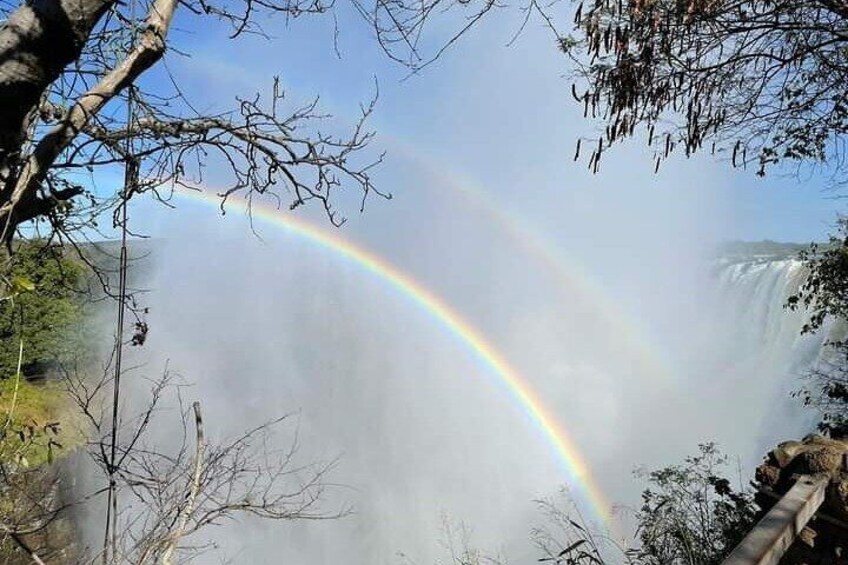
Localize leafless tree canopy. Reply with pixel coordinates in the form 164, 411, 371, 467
61, 367, 342, 564
0, 0, 497, 247
567, 0, 848, 183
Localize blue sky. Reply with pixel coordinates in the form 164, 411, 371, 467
127, 5, 846, 393
137, 2, 847, 245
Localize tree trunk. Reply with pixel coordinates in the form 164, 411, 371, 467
0, 0, 115, 169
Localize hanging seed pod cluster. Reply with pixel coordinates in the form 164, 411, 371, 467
567, 0, 848, 185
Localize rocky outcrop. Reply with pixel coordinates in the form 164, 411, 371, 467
755, 435, 848, 564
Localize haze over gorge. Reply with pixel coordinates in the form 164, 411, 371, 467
112, 202, 835, 563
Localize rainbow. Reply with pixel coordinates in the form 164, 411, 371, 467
385, 142, 676, 387
174, 187, 613, 525
174, 60, 674, 386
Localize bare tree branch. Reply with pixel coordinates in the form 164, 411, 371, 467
0, 0, 179, 241
159, 401, 203, 565
59, 365, 345, 564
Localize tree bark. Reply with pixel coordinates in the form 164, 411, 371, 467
0, 0, 178, 240
0, 0, 115, 166
160, 401, 205, 565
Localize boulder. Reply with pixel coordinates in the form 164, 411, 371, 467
754, 435, 848, 564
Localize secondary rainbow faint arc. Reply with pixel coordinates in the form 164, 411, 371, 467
176, 187, 613, 524
385, 141, 676, 386
169, 62, 673, 385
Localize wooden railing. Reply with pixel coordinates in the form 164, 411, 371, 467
721, 475, 829, 565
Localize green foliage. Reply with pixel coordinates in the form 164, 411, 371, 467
420, 447, 759, 565
0, 241, 90, 379
631, 443, 758, 565
786, 218, 848, 335
531, 445, 757, 565
0, 377, 80, 469
793, 340, 848, 438
0, 376, 82, 563
783, 219, 848, 436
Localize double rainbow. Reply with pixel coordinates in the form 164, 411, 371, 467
399, 154, 674, 387
176, 187, 613, 525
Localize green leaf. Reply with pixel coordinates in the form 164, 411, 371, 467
11, 275, 35, 293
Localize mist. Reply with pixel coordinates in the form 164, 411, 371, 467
95, 7, 846, 564
110, 153, 825, 563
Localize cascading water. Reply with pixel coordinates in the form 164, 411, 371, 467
716, 258, 819, 362
702, 249, 845, 462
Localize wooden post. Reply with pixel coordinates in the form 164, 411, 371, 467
722, 475, 828, 565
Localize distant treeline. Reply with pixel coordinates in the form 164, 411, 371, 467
717, 240, 814, 260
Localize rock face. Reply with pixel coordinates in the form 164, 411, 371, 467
754, 435, 848, 564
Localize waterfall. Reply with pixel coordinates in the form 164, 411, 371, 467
715, 254, 846, 371
702, 252, 845, 464
716, 259, 818, 367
